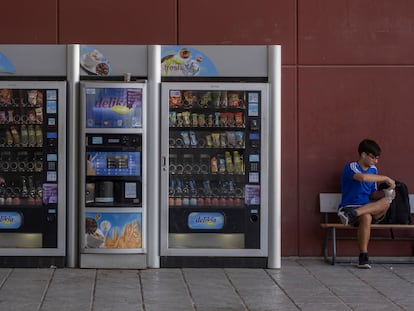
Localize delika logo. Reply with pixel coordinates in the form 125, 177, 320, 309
194, 216, 217, 226
95, 97, 129, 109
188, 212, 224, 230
0, 215, 15, 225
0, 212, 22, 229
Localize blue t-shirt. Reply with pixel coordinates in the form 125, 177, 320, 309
339, 161, 378, 209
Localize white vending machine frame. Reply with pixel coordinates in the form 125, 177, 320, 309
160, 82, 269, 258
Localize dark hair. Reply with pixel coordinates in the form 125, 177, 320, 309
358, 139, 381, 157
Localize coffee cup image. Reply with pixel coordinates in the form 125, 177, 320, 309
82, 50, 103, 70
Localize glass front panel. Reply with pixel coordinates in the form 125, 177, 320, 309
0, 86, 61, 248
167, 88, 262, 250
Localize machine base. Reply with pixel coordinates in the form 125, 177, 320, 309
160, 256, 267, 268
80, 253, 147, 269
0, 256, 65, 268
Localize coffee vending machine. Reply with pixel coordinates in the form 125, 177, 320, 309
79, 81, 147, 268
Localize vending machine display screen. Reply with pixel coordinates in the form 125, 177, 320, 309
85, 87, 143, 128
87, 152, 140, 176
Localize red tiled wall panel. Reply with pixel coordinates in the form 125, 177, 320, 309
299, 0, 414, 64
298, 67, 414, 256
178, 0, 296, 64
59, 0, 177, 44
281, 67, 299, 256
0, 0, 58, 43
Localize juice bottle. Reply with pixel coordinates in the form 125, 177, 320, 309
10, 126, 20, 145
225, 151, 234, 174
5, 128, 13, 145
20, 124, 28, 146
35, 125, 43, 146
28, 125, 36, 146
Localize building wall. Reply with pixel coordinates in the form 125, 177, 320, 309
2, 0, 414, 257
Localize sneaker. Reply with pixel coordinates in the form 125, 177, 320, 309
357, 252, 372, 269
338, 207, 358, 225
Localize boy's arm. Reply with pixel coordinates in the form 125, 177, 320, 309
353, 173, 395, 189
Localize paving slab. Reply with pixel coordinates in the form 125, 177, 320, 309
0, 259, 413, 311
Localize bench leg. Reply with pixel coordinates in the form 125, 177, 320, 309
331, 227, 337, 265
323, 227, 337, 265
323, 228, 328, 262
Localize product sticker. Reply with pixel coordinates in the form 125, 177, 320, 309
47, 132, 57, 138
248, 103, 259, 116
124, 182, 137, 199
46, 90, 57, 101
249, 172, 260, 183
86, 88, 96, 95
245, 185, 260, 205
48, 162, 56, 170
43, 183, 58, 204
248, 92, 259, 103
47, 154, 58, 161
249, 154, 260, 162
47, 171, 57, 182
46, 101, 57, 114
48, 118, 56, 126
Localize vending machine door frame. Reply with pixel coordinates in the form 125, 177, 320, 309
79, 81, 147, 257
0, 80, 67, 256
160, 82, 269, 257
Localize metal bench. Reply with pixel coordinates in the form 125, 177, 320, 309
320, 193, 414, 265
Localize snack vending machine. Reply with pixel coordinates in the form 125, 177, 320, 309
0, 81, 66, 266
79, 81, 147, 269
160, 82, 269, 267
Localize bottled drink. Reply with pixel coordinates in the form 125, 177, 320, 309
5, 128, 13, 145
20, 124, 29, 146
28, 125, 36, 146
35, 125, 43, 146
10, 126, 20, 145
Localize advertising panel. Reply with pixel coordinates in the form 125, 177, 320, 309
85, 211, 142, 249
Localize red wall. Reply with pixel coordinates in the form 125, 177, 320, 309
2, 0, 414, 257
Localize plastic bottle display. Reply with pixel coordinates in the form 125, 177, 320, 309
168, 90, 250, 208
0, 89, 46, 206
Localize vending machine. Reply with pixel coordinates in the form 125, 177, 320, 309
160, 82, 269, 266
159, 45, 281, 268
0, 81, 66, 266
0, 45, 67, 267
79, 81, 147, 269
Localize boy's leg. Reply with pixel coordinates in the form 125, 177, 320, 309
356, 213, 373, 269
355, 198, 390, 219
357, 213, 372, 253
338, 197, 390, 225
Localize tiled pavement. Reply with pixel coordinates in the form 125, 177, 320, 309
1, 259, 414, 310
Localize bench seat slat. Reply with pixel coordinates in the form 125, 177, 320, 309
321, 224, 414, 229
